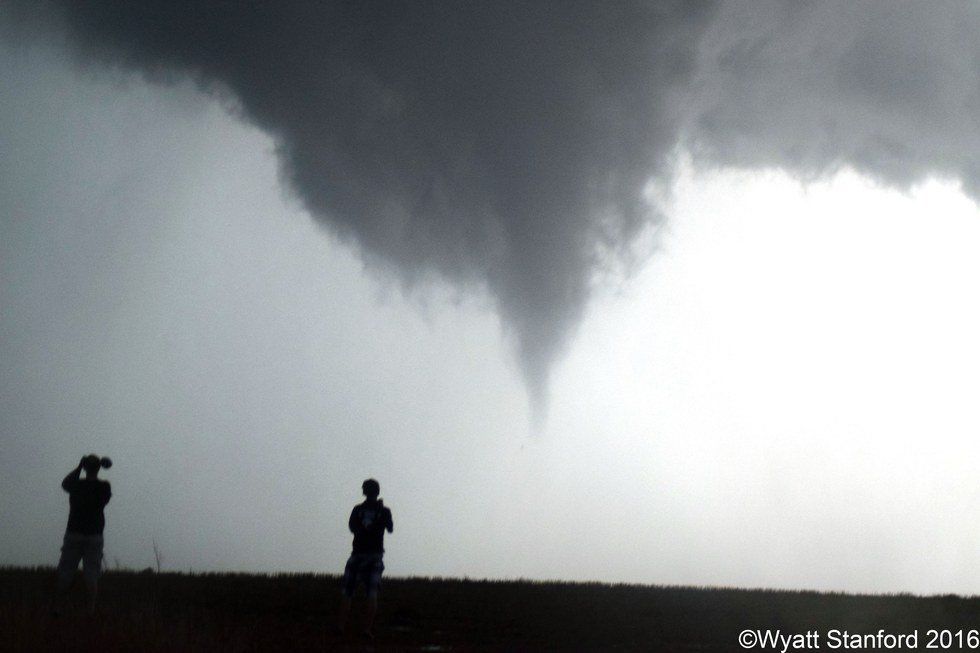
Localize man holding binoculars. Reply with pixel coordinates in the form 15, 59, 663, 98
54, 454, 112, 613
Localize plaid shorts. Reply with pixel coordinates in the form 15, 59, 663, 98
342, 553, 385, 598
57, 532, 104, 582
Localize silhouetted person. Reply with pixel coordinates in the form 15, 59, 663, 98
54, 454, 112, 614
337, 478, 393, 639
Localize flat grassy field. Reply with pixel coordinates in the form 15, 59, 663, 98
3, 567, 980, 651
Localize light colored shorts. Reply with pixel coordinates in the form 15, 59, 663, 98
342, 553, 385, 598
57, 532, 104, 583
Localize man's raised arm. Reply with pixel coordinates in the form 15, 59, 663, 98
61, 459, 83, 492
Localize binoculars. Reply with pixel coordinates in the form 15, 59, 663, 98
84, 454, 112, 469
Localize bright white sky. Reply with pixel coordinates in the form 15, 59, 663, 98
3, 43, 980, 596
559, 164, 980, 594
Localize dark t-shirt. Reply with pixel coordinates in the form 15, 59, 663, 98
349, 501, 393, 554
64, 478, 111, 535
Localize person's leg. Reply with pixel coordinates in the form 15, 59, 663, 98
81, 535, 104, 613
363, 595, 378, 637
336, 556, 357, 632
54, 533, 83, 614
362, 556, 384, 637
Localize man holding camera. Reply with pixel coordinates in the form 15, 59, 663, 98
337, 478, 393, 639
54, 454, 112, 613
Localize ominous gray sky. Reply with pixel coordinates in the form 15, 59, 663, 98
3, 2, 980, 594
4, 0, 715, 421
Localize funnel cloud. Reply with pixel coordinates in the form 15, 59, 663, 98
6, 1, 979, 421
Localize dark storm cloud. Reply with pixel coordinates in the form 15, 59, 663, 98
687, 1, 980, 196
3, 1, 713, 422
5, 1, 979, 422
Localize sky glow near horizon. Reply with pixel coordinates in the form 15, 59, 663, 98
3, 22, 980, 597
